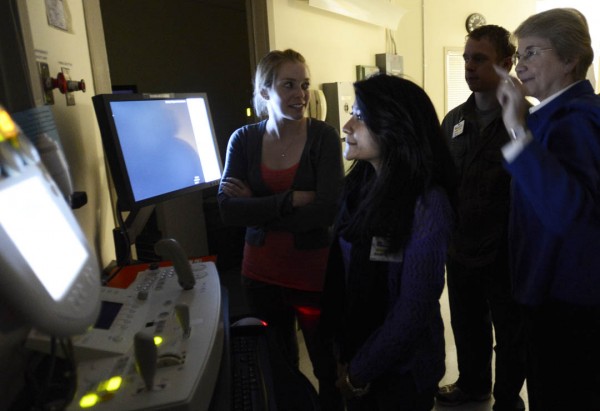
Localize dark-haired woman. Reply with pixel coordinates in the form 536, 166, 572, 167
321, 74, 456, 411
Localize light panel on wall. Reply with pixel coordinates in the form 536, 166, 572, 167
307, 0, 407, 30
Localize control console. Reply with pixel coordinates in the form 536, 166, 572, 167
28, 258, 223, 411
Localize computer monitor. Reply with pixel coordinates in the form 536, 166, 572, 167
0, 106, 100, 337
92, 92, 223, 212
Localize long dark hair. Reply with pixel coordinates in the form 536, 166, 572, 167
340, 74, 456, 253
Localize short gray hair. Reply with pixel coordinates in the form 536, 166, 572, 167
514, 8, 593, 80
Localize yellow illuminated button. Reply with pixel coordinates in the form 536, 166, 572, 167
97, 375, 122, 393
153, 335, 163, 346
106, 376, 122, 392
0, 109, 18, 140
79, 393, 99, 408
246, 108, 252, 117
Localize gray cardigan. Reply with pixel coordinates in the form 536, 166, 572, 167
217, 118, 344, 249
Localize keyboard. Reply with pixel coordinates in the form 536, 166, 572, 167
231, 325, 276, 411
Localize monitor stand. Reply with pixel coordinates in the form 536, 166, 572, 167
113, 205, 155, 267
112, 190, 210, 268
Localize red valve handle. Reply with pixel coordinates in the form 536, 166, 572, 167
44, 72, 86, 93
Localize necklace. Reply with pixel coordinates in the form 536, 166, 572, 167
279, 137, 295, 157
265, 121, 305, 157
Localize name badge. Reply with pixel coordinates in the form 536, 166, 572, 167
370, 237, 403, 262
452, 120, 465, 138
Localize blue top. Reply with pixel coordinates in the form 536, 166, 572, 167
506, 80, 600, 306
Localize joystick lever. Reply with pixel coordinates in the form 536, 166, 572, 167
175, 303, 191, 339
154, 238, 195, 290
134, 331, 157, 391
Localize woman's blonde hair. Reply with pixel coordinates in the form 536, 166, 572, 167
253, 49, 307, 118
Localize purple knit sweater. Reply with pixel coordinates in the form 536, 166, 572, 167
325, 187, 453, 393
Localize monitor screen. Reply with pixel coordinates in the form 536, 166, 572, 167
0, 105, 101, 337
0, 174, 87, 301
92, 93, 223, 211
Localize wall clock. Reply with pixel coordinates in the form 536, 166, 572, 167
466, 13, 486, 33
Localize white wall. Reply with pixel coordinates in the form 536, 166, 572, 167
422, 0, 536, 115
267, 0, 388, 85
268, 0, 537, 118
22, 0, 114, 267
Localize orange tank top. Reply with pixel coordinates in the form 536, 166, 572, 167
241, 163, 329, 292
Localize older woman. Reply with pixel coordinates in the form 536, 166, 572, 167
495, 8, 600, 411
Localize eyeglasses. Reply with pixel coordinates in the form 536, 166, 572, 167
512, 48, 553, 65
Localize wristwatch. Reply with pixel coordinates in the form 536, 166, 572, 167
345, 372, 370, 397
